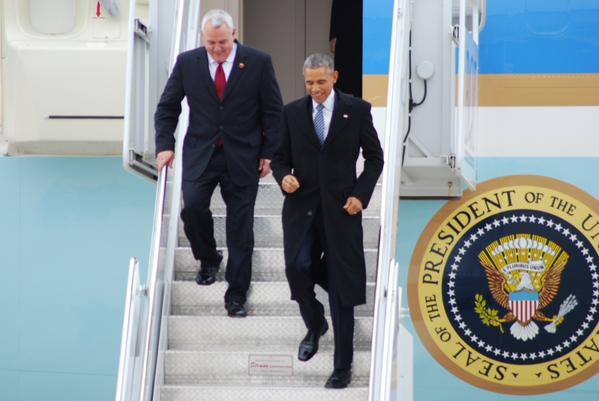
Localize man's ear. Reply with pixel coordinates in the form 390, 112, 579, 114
333, 70, 339, 84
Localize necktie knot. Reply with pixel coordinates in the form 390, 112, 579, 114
316, 103, 324, 112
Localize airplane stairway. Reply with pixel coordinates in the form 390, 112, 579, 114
118, 2, 411, 400
159, 178, 381, 401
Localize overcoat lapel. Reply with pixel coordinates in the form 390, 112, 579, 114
196, 48, 219, 102
323, 91, 352, 148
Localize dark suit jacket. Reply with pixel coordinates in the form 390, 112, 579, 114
154, 44, 283, 184
272, 91, 384, 306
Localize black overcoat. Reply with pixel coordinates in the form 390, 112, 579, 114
272, 91, 384, 306
154, 44, 283, 185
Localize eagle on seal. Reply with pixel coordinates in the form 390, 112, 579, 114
478, 234, 575, 341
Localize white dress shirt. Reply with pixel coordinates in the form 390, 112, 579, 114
312, 91, 335, 141
207, 43, 237, 81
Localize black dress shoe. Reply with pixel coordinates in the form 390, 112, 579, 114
298, 320, 329, 361
225, 301, 247, 318
195, 251, 223, 285
324, 368, 351, 389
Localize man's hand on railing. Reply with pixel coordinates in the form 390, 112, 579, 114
157, 150, 175, 171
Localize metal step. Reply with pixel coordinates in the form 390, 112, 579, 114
168, 316, 373, 351
160, 385, 368, 401
175, 247, 379, 282
178, 215, 381, 248
167, 180, 382, 215
164, 350, 371, 386
171, 281, 376, 316
161, 173, 378, 401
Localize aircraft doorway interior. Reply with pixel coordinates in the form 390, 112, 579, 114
241, 0, 363, 103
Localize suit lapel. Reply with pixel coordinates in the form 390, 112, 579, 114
196, 48, 219, 102
323, 91, 352, 148
223, 43, 247, 101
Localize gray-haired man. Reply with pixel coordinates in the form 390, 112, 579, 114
272, 53, 383, 388
155, 9, 283, 317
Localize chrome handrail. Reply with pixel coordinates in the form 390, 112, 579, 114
380, 260, 400, 401
138, 165, 169, 401
368, 0, 410, 399
118, 1, 200, 400
479, 0, 487, 32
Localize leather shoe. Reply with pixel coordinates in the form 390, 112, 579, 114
195, 251, 223, 285
298, 320, 329, 361
324, 368, 351, 389
225, 301, 247, 318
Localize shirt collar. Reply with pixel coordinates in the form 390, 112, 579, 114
207, 43, 237, 65
312, 90, 335, 112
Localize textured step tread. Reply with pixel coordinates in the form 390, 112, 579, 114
171, 281, 376, 316
164, 350, 371, 384
160, 385, 368, 401
168, 315, 373, 351
175, 247, 379, 282
178, 215, 381, 248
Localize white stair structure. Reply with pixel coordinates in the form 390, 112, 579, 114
156, 179, 380, 400
113, 0, 482, 400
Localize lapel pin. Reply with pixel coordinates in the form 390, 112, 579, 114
343, 114, 349, 119
239, 62, 245, 69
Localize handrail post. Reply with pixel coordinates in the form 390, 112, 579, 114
115, 257, 143, 401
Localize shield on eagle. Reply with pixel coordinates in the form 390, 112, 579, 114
509, 290, 540, 324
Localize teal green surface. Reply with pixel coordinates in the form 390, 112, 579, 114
0, 157, 154, 401
397, 158, 599, 399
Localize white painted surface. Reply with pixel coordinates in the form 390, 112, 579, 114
29, 0, 76, 34
373, 106, 599, 158
478, 106, 599, 157
372, 106, 387, 145
2, 0, 129, 155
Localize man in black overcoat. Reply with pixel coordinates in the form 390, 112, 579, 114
272, 53, 383, 388
154, 9, 283, 317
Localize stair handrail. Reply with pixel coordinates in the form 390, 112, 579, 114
138, 165, 169, 401
135, 1, 201, 399
118, 2, 201, 401
368, 0, 411, 400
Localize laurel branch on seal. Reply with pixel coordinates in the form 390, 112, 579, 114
474, 294, 506, 333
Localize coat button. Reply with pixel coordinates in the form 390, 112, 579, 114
307, 211, 313, 216
218, 125, 223, 130
219, 106, 223, 110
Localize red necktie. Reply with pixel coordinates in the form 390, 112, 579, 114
215, 63, 227, 101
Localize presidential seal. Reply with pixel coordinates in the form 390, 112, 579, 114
409, 176, 599, 394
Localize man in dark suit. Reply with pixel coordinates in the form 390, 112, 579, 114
272, 53, 383, 388
154, 9, 283, 318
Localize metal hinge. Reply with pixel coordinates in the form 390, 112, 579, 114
448, 153, 456, 169
451, 25, 460, 44
134, 19, 150, 43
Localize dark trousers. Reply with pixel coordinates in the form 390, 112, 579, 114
181, 147, 258, 304
287, 212, 355, 370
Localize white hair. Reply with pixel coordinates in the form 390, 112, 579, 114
201, 9, 235, 32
